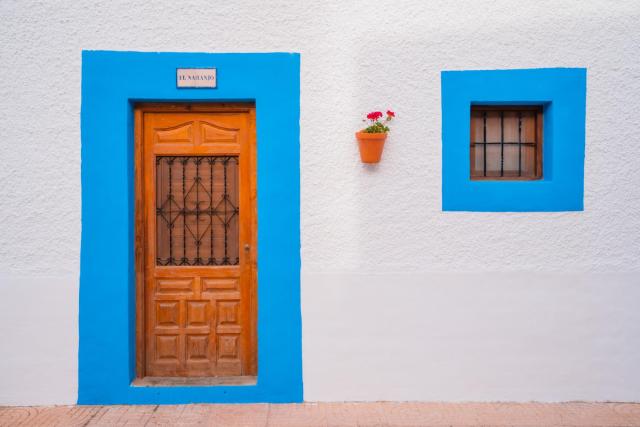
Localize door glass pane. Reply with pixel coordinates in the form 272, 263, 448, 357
156, 156, 239, 266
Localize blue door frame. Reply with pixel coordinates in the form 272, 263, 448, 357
79, 51, 302, 404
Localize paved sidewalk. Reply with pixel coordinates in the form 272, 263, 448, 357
1, 402, 639, 426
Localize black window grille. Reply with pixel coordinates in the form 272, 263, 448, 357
470, 106, 542, 180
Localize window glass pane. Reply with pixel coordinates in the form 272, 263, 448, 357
503, 145, 520, 176
520, 145, 537, 177
485, 111, 501, 143
485, 144, 501, 177
470, 107, 541, 180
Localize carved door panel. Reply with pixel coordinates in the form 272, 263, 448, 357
135, 104, 256, 379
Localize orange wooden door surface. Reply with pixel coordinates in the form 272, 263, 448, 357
135, 104, 256, 379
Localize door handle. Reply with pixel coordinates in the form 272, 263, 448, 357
244, 243, 251, 252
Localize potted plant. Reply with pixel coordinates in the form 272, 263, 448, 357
356, 110, 395, 163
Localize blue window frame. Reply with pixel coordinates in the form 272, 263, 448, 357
79, 51, 302, 404
441, 68, 586, 212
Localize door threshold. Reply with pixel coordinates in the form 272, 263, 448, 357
132, 376, 257, 387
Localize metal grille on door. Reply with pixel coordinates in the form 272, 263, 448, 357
156, 156, 240, 266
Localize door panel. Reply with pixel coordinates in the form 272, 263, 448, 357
135, 104, 256, 379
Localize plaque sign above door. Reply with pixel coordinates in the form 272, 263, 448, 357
177, 68, 217, 88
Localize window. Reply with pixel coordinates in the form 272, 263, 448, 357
441, 68, 586, 212
470, 106, 542, 180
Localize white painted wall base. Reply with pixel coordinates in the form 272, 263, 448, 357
0, 276, 78, 405
302, 272, 640, 402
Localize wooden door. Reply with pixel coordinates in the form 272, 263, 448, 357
135, 104, 256, 379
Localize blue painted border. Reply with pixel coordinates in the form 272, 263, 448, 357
79, 51, 302, 404
441, 68, 586, 211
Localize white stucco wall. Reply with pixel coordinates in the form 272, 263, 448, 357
1, 0, 639, 405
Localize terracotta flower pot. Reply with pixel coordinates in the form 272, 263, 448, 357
355, 131, 387, 163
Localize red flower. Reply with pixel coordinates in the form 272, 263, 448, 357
367, 111, 383, 120
386, 110, 395, 118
